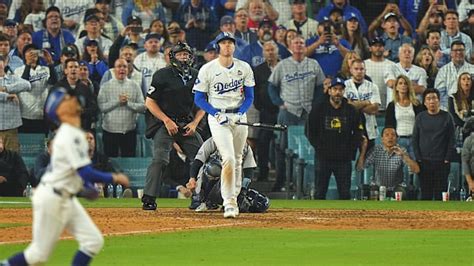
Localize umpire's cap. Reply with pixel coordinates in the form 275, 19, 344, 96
215, 32, 236, 45
45, 87, 73, 125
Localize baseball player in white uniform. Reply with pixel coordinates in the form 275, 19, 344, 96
193, 32, 255, 218
1, 88, 129, 266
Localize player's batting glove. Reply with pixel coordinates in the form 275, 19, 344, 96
214, 112, 230, 126
80, 182, 99, 201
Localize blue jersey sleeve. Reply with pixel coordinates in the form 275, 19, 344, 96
238, 86, 254, 114
194, 91, 219, 116
77, 164, 114, 184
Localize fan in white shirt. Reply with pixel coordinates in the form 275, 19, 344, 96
344, 59, 381, 142
133, 33, 167, 91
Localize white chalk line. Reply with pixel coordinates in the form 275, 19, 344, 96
0, 221, 250, 245
0, 201, 30, 205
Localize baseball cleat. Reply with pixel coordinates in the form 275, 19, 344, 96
223, 207, 238, 218
195, 203, 208, 212
142, 202, 157, 211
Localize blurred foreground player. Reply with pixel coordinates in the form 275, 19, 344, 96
1, 88, 129, 266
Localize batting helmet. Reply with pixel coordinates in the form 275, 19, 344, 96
44, 87, 71, 125
247, 189, 270, 213
169, 41, 194, 74
203, 157, 222, 180
215, 31, 236, 45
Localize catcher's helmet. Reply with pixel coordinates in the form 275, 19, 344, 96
169, 42, 194, 74
247, 189, 270, 213
44, 87, 71, 125
203, 157, 222, 180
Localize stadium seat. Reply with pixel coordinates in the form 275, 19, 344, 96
19, 133, 46, 157
111, 157, 151, 188
21, 156, 36, 172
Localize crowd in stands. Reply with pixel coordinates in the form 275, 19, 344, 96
0, 0, 473, 200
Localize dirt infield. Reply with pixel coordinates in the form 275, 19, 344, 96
1, 208, 473, 244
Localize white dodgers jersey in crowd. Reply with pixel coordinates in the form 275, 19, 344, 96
193, 58, 255, 110
344, 79, 381, 140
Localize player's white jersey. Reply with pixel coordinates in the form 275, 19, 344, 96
41, 124, 91, 194
344, 79, 381, 140
134, 52, 167, 89
193, 58, 255, 110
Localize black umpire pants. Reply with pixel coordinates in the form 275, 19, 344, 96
144, 126, 202, 198
419, 160, 450, 200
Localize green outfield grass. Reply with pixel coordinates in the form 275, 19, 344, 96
1, 197, 474, 211
1, 198, 473, 265
0, 229, 473, 265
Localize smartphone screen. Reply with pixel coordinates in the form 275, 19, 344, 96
131, 26, 143, 33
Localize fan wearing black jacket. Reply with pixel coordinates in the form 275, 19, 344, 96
306, 77, 363, 200
53, 58, 98, 131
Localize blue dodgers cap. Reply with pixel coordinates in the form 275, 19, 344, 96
84, 14, 100, 23
344, 12, 359, 22
45, 88, 69, 125
330, 77, 346, 88
145, 33, 161, 42
369, 37, 385, 46
127, 15, 142, 25
215, 31, 236, 44
4, 19, 17, 27
84, 39, 99, 46
220, 15, 234, 26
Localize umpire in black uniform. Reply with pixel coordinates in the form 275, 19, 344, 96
142, 42, 205, 210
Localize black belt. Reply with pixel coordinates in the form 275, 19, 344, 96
399, 135, 412, 138
42, 183, 75, 198
220, 108, 240, 113
53, 188, 75, 198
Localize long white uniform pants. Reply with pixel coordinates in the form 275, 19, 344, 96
24, 184, 104, 264
208, 114, 248, 208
